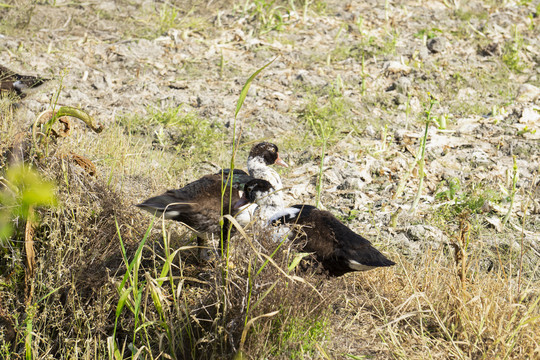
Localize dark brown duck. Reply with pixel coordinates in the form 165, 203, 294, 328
136, 171, 244, 238
239, 179, 396, 276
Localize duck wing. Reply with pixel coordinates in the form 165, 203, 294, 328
136, 174, 241, 235
320, 212, 395, 274
271, 205, 395, 276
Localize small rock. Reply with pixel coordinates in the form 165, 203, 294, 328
394, 129, 405, 142
485, 216, 503, 232
92, 75, 107, 90
247, 85, 256, 97
405, 225, 446, 243
289, 183, 311, 199
457, 87, 477, 101
233, 28, 246, 41
296, 70, 327, 87
364, 125, 376, 138
417, 46, 429, 60
519, 107, 540, 124
339, 177, 364, 190
393, 232, 419, 256
516, 84, 540, 102
478, 42, 501, 57
196, 95, 208, 108
394, 76, 411, 94
427, 37, 446, 53
383, 61, 411, 75
393, 93, 407, 105
470, 150, 492, 167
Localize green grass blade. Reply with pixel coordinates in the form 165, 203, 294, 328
234, 56, 279, 120
25, 317, 32, 360
107, 336, 123, 360
116, 286, 133, 318
117, 217, 154, 290
288, 252, 311, 272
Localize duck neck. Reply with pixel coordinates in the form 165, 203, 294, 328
247, 156, 283, 190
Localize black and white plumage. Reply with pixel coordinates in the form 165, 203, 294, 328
238, 179, 396, 276
0, 65, 49, 98
246, 142, 287, 192
136, 143, 288, 256
234, 175, 286, 223
224, 142, 288, 224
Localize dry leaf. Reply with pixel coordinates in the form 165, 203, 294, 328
24, 206, 36, 305
70, 152, 97, 176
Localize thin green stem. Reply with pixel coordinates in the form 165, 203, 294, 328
502, 155, 518, 227
410, 98, 436, 213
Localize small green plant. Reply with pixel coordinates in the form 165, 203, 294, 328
120, 105, 224, 158
109, 218, 153, 360
502, 155, 518, 227
414, 27, 443, 40
242, 0, 287, 35
394, 95, 436, 212
300, 76, 350, 207
433, 181, 502, 224
517, 125, 536, 137
527, 12, 535, 31
454, 8, 489, 21
158, 3, 178, 35
502, 25, 525, 72
381, 28, 399, 55
435, 177, 461, 201
0, 165, 56, 246
270, 315, 328, 359
434, 113, 449, 130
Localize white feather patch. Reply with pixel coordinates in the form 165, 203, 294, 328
268, 207, 301, 224
247, 157, 283, 190
163, 210, 181, 219
348, 260, 375, 271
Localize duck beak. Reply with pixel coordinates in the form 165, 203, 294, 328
275, 154, 288, 168
233, 193, 250, 210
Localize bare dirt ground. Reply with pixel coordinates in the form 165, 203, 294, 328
1, 0, 540, 359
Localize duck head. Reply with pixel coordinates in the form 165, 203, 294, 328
248, 142, 288, 168
233, 178, 277, 210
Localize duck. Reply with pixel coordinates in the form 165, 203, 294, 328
235, 179, 396, 276
0, 65, 49, 98
136, 171, 244, 244
136, 142, 288, 257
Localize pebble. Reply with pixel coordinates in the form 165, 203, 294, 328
405, 225, 447, 243
516, 84, 540, 102
394, 76, 411, 94
364, 125, 377, 138
519, 107, 540, 124
427, 37, 446, 53
383, 61, 411, 75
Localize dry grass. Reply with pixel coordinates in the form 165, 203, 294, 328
1, 120, 539, 359
1, 75, 539, 359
